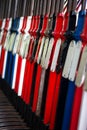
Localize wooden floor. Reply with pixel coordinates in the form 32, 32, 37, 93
0, 89, 31, 130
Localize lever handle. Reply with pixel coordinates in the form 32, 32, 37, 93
50, 0, 56, 17
81, 0, 86, 10
30, 0, 35, 16
59, 0, 64, 13
46, 0, 52, 16
7, 0, 12, 18
67, 0, 72, 13
42, 0, 47, 16
55, 0, 61, 16
72, 0, 77, 11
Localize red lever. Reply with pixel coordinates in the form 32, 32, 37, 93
0, 19, 10, 46
32, 15, 40, 36
52, 13, 64, 38
81, 13, 87, 42
29, 16, 36, 35
61, 12, 69, 39
28, 16, 35, 34
21, 17, 28, 33
4, 18, 10, 31
40, 15, 48, 36
0, 19, 2, 29
0, 18, 10, 76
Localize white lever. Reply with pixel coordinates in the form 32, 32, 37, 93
69, 41, 82, 81
50, 38, 61, 72
44, 38, 54, 69
41, 37, 49, 67
75, 45, 87, 87
37, 37, 45, 64
62, 40, 76, 78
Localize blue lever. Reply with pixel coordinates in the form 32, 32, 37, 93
73, 10, 86, 41
62, 10, 86, 130
62, 81, 76, 130
5, 18, 20, 86
11, 17, 20, 32
8, 18, 20, 86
